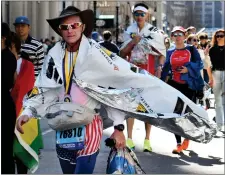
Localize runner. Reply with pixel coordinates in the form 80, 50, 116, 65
16, 6, 126, 174
161, 26, 204, 154
120, 2, 165, 152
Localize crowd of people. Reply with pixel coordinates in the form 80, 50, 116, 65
1, 2, 224, 174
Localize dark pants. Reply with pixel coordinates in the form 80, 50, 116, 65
15, 156, 28, 174
203, 69, 209, 83
59, 151, 99, 174
168, 80, 196, 144
1, 96, 16, 174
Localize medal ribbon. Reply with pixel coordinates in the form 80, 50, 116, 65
62, 50, 78, 95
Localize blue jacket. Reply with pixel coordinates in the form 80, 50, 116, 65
161, 45, 204, 91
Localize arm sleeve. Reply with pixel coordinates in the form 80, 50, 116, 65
161, 51, 172, 81
20, 54, 63, 118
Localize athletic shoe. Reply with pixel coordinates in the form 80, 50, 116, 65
172, 144, 183, 154
126, 138, 135, 150
182, 139, 189, 150
143, 139, 152, 152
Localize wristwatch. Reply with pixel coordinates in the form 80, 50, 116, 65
114, 124, 125, 131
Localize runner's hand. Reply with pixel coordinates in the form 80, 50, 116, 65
16, 115, 30, 134
110, 129, 126, 149
179, 66, 188, 73
131, 35, 142, 45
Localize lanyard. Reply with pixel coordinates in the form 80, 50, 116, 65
62, 50, 78, 94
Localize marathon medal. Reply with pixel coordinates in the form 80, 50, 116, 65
64, 94, 72, 102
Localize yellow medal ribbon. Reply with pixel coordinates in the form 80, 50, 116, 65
64, 50, 78, 93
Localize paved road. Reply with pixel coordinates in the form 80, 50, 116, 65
34, 108, 224, 174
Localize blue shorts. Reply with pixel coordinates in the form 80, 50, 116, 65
58, 150, 99, 174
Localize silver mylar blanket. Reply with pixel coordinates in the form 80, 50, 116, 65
76, 79, 217, 144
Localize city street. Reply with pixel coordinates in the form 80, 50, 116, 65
34, 108, 224, 174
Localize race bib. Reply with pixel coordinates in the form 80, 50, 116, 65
56, 126, 85, 150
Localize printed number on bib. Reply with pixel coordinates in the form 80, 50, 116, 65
56, 126, 85, 150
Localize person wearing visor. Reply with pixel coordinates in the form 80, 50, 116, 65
16, 6, 126, 174
161, 26, 204, 154
186, 26, 196, 36
120, 3, 165, 152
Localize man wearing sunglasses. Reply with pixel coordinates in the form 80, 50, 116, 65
161, 26, 204, 154
16, 6, 126, 174
120, 2, 166, 153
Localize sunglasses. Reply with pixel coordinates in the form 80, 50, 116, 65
173, 32, 184, 37
216, 35, 225, 38
199, 36, 208, 40
59, 22, 83, 30
134, 12, 146, 17
192, 39, 199, 42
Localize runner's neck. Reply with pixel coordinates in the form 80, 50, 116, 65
175, 43, 185, 49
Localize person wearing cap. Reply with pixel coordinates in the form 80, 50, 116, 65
161, 26, 204, 154
1, 22, 17, 174
120, 2, 165, 152
98, 30, 119, 55
186, 26, 196, 36
14, 16, 45, 78
16, 6, 126, 174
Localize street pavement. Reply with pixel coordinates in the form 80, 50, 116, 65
34, 108, 225, 174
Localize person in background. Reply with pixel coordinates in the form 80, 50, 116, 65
51, 36, 56, 45
98, 30, 119, 55
10, 32, 36, 174
14, 16, 45, 78
1, 22, 17, 174
198, 32, 211, 83
91, 31, 102, 42
186, 26, 196, 36
187, 34, 213, 87
120, 2, 165, 152
43, 38, 52, 54
161, 26, 204, 154
209, 29, 225, 134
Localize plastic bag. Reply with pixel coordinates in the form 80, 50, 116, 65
130, 44, 148, 65
106, 138, 145, 174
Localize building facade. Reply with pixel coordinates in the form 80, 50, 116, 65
194, 1, 225, 29
1, 1, 163, 41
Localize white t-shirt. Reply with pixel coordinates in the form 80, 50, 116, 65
16, 58, 22, 74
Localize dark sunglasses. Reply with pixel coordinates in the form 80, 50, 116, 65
216, 35, 225, 38
199, 36, 208, 40
173, 32, 184, 37
134, 12, 146, 17
59, 22, 83, 30
192, 39, 199, 42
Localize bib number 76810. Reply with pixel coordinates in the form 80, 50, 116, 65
56, 126, 85, 150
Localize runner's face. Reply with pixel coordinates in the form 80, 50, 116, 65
134, 10, 148, 25
60, 16, 84, 45
172, 31, 185, 45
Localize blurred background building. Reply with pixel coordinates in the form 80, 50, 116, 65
1, 1, 224, 41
